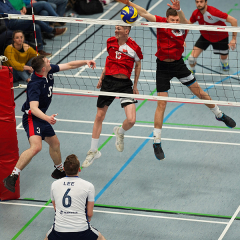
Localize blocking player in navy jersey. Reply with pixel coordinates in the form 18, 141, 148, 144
45, 154, 106, 240
4, 55, 96, 193
118, 0, 236, 161
169, 0, 237, 74
82, 25, 143, 168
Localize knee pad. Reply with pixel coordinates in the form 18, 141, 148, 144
188, 55, 197, 65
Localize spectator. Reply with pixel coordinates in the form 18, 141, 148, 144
4, 30, 38, 82
12, 0, 59, 19
47, 0, 68, 17
0, 18, 12, 56
0, 0, 67, 56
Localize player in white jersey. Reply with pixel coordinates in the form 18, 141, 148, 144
168, 0, 237, 74
45, 154, 106, 240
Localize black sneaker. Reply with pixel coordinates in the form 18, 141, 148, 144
51, 168, 66, 179
3, 174, 18, 192
216, 113, 236, 128
153, 143, 165, 160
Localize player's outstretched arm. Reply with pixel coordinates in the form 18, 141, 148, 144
58, 60, 96, 71
30, 101, 57, 125
226, 15, 237, 50
118, 0, 156, 22
133, 60, 141, 94
167, 0, 190, 24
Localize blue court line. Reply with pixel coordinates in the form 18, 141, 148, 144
95, 71, 240, 202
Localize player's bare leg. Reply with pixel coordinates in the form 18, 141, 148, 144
92, 106, 108, 139
188, 46, 203, 75
45, 135, 66, 179
113, 103, 136, 152
153, 92, 168, 160
188, 81, 236, 128
82, 106, 108, 168
97, 232, 106, 240
3, 135, 42, 192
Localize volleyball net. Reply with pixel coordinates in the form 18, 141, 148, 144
1, 14, 240, 106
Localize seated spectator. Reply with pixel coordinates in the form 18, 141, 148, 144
4, 30, 38, 82
13, 0, 58, 19
0, 0, 67, 56
44, 0, 68, 17
0, 18, 12, 56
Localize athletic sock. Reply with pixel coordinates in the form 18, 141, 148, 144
11, 167, 21, 176
118, 126, 125, 134
220, 58, 228, 65
210, 105, 223, 118
55, 163, 64, 172
153, 128, 162, 143
91, 138, 99, 152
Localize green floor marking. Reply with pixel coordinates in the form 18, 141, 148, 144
11, 199, 52, 240
94, 204, 240, 220
23, 198, 35, 200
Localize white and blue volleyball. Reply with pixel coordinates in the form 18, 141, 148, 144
121, 6, 138, 24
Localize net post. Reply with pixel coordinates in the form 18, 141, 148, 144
0, 66, 20, 200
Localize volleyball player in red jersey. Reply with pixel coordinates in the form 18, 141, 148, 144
82, 25, 143, 168
170, 0, 237, 74
118, 0, 236, 161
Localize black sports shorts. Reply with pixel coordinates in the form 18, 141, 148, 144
195, 35, 229, 55
47, 226, 99, 240
97, 75, 137, 108
156, 58, 195, 92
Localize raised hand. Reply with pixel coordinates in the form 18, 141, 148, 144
116, 0, 130, 5
87, 60, 96, 69
167, 0, 181, 11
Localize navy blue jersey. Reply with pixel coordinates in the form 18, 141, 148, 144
22, 64, 59, 115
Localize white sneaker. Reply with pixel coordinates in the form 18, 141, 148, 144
82, 150, 101, 168
113, 126, 124, 152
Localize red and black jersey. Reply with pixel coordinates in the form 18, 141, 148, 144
105, 36, 143, 79
190, 6, 228, 42
155, 16, 187, 61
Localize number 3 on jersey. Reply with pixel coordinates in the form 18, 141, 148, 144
62, 188, 71, 208
48, 86, 53, 97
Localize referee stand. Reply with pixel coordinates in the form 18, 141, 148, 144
0, 66, 20, 200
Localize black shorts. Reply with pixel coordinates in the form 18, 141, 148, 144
22, 113, 55, 140
195, 35, 229, 55
47, 226, 99, 240
156, 58, 195, 92
97, 75, 137, 108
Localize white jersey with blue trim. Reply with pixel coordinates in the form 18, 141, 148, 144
51, 176, 95, 232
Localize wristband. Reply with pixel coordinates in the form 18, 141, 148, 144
176, 8, 182, 12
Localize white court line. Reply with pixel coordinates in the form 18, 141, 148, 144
14, 116, 240, 134
16, 122, 22, 129
15, 126, 240, 146
218, 205, 240, 240
74, 0, 164, 76
0, 202, 228, 225
48, 2, 120, 61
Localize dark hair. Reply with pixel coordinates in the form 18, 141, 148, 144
64, 154, 80, 176
31, 55, 45, 73
123, 25, 131, 34
12, 30, 24, 45
166, 7, 178, 17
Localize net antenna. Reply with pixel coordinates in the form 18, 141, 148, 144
4, 14, 240, 106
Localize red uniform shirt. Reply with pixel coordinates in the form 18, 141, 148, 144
190, 6, 228, 42
105, 36, 143, 79
155, 16, 187, 61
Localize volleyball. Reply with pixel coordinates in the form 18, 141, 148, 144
121, 6, 138, 24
